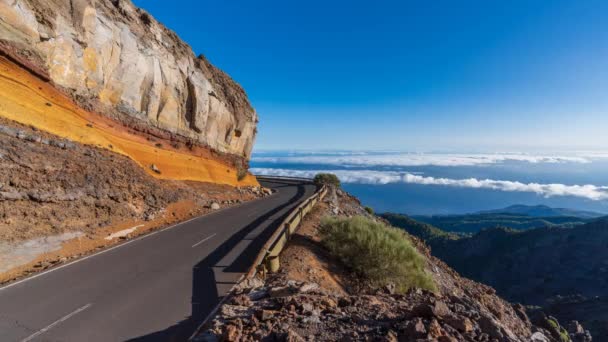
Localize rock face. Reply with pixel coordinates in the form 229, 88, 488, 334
0, 0, 257, 158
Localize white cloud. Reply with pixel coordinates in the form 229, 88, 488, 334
251, 168, 608, 201
251, 152, 592, 167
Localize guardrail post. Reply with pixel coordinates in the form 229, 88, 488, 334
267, 255, 280, 273
285, 223, 291, 238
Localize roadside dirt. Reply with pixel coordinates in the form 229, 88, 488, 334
270, 201, 349, 296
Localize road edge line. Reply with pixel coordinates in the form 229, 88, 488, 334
21, 303, 92, 342
0, 189, 280, 292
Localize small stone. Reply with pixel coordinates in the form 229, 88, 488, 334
144, 212, 155, 221
427, 318, 443, 338
231, 294, 252, 307
210, 202, 220, 210
255, 309, 275, 321
299, 282, 319, 293
285, 329, 305, 342
384, 330, 398, 342
408, 318, 427, 337
413, 301, 451, 318
568, 320, 584, 334
223, 324, 241, 342
531, 332, 550, 342
300, 302, 314, 314
321, 297, 337, 310
478, 316, 504, 340
269, 285, 292, 298
301, 315, 320, 324
219, 305, 251, 318
150, 164, 161, 174
444, 315, 473, 333
241, 276, 265, 289
433, 301, 451, 317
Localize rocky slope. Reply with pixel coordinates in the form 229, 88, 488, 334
386, 213, 606, 340
0, 116, 271, 283
199, 188, 590, 341
0, 0, 256, 159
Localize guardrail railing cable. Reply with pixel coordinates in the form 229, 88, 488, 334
245, 181, 327, 279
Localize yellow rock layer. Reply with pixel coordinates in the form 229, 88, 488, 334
0, 56, 258, 186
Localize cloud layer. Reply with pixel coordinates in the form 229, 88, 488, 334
252, 152, 592, 167
251, 168, 608, 201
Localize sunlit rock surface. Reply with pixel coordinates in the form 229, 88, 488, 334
0, 0, 257, 159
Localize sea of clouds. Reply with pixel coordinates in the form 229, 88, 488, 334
251, 151, 608, 201
251, 168, 608, 201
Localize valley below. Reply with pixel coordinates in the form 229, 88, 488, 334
384, 208, 608, 340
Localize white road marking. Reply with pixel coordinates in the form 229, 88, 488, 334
21, 303, 92, 342
192, 233, 217, 248
0, 215, 200, 292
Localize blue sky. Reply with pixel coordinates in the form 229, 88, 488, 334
133, 0, 608, 152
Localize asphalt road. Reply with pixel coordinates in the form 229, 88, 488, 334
0, 179, 316, 342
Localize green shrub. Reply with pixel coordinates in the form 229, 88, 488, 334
319, 216, 437, 293
313, 173, 341, 187
364, 206, 374, 215
546, 318, 570, 342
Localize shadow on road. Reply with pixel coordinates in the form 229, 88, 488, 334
128, 181, 308, 341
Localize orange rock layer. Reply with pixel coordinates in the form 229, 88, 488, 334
0, 56, 258, 186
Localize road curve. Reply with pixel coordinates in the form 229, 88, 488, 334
0, 179, 317, 342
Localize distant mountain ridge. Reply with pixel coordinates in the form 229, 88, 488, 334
477, 204, 605, 219
411, 204, 605, 233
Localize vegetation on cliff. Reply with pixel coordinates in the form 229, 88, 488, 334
313, 173, 341, 187
319, 216, 436, 293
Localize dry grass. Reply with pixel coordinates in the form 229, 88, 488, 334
319, 216, 437, 293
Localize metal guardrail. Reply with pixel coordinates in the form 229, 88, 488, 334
245, 178, 328, 278
189, 176, 328, 340
255, 175, 315, 183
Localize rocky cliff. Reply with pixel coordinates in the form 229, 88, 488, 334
0, 0, 257, 159
199, 188, 591, 341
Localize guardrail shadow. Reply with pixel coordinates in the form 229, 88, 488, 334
127, 181, 310, 341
